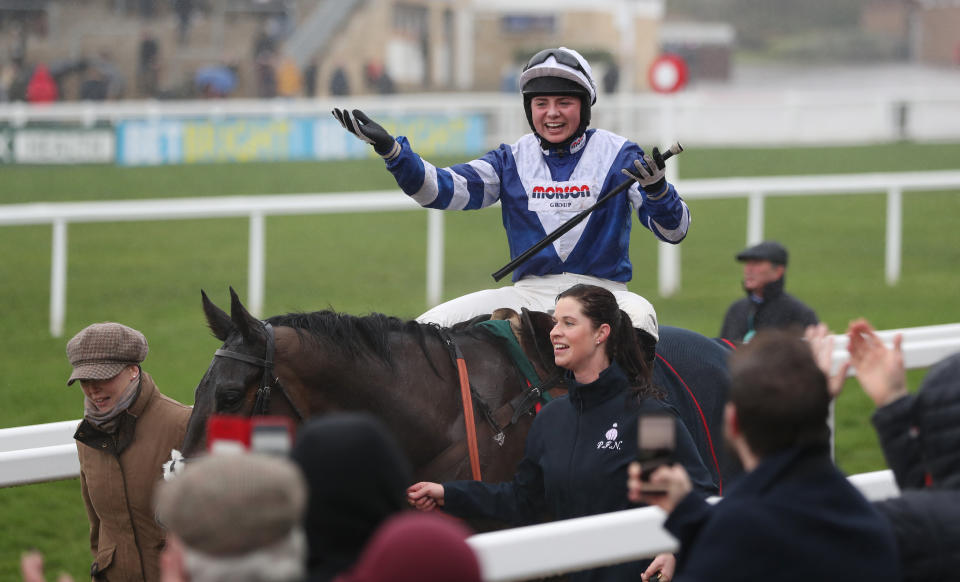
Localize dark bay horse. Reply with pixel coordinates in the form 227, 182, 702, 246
183, 289, 735, 489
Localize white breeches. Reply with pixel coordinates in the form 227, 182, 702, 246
416, 273, 659, 340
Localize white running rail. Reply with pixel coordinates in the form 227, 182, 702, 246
3, 170, 959, 337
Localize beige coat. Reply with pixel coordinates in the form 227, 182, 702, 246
75, 372, 191, 581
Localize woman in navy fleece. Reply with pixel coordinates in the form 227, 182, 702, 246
407, 284, 715, 582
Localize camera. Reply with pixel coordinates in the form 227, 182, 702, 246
636, 411, 676, 492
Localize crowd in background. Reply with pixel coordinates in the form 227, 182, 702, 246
0, 0, 372, 103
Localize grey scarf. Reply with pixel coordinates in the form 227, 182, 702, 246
84, 376, 141, 433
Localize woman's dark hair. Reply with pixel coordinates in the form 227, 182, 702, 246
556, 284, 659, 399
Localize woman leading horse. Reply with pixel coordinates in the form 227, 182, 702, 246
407, 284, 716, 582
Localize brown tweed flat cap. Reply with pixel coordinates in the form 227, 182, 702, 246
154, 453, 307, 557
66, 323, 148, 386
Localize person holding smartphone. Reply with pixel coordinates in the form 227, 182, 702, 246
628, 330, 900, 582
407, 284, 715, 582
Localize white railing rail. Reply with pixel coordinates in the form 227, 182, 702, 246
469, 469, 900, 582
4, 89, 960, 147
0, 191, 443, 336
3, 170, 959, 337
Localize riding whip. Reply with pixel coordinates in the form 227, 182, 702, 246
491, 142, 684, 282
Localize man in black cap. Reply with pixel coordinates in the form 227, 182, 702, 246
719, 240, 818, 343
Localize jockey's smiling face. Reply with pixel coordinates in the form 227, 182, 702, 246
530, 95, 581, 144
550, 296, 610, 383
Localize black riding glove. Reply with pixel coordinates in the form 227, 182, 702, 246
332, 108, 400, 159
622, 146, 668, 200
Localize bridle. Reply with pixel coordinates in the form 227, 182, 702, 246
213, 323, 306, 420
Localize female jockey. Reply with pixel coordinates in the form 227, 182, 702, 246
333, 47, 691, 355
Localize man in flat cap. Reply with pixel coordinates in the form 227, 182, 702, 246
719, 241, 818, 343
154, 453, 308, 582
67, 322, 191, 582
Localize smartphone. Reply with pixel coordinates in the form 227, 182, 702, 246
250, 416, 295, 456
636, 411, 676, 493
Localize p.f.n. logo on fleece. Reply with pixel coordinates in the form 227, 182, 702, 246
597, 422, 623, 450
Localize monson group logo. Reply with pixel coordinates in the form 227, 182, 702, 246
529, 183, 593, 210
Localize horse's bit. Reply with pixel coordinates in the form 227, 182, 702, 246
213, 323, 306, 420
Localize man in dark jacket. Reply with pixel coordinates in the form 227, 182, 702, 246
846, 319, 960, 582
719, 240, 818, 343
629, 330, 901, 582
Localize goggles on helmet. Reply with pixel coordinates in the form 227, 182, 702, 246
523, 49, 591, 78
520, 47, 597, 106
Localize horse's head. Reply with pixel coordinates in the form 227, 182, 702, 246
181, 288, 273, 457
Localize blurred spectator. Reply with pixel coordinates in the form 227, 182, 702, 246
6, 56, 30, 102
290, 413, 412, 582
26, 63, 58, 103
603, 62, 619, 93
276, 53, 303, 98
86, 52, 125, 100
48, 58, 89, 100
194, 64, 237, 98
0, 58, 17, 101
841, 319, 960, 582
328, 65, 349, 97
173, 0, 194, 44
252, 21, 278, 98
334, 513, 481, 582
137, 30, 160, 98
79, 65, 109, 101
67, 323, 191, 581
303, 58, 318, 97
364, 61, 394, 95
154, 453, 308, 582
629, 330, 901, 582
719, 240, 818, 343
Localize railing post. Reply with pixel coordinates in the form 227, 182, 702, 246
658, 242, 680, 297
248, 211, 265, 318
50, 219, 68, 338
426, 210, 444, 308
747, 190, 765, 244
885, 187, 903, 286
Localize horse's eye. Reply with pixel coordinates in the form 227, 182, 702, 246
216, 388, 245, 411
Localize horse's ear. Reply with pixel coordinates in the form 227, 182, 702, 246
228, 286, 263, 342
202, 290, 234, 341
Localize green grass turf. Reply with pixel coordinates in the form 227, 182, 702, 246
1, 141, 959, 579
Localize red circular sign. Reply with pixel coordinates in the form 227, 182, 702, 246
647, 54, 688, 94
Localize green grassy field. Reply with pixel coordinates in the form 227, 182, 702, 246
2, 142, 959, 579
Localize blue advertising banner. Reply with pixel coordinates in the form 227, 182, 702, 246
116, 114, 487, 166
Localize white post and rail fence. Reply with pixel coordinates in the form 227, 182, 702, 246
3, 170, 959, 338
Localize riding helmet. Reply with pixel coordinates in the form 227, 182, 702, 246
519, 47, 597, 145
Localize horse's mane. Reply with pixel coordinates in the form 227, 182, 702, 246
265, 310, 442, 366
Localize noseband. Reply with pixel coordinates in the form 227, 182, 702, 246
213, 323, 305, 420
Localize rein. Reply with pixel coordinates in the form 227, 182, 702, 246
213, 323, 306, 421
